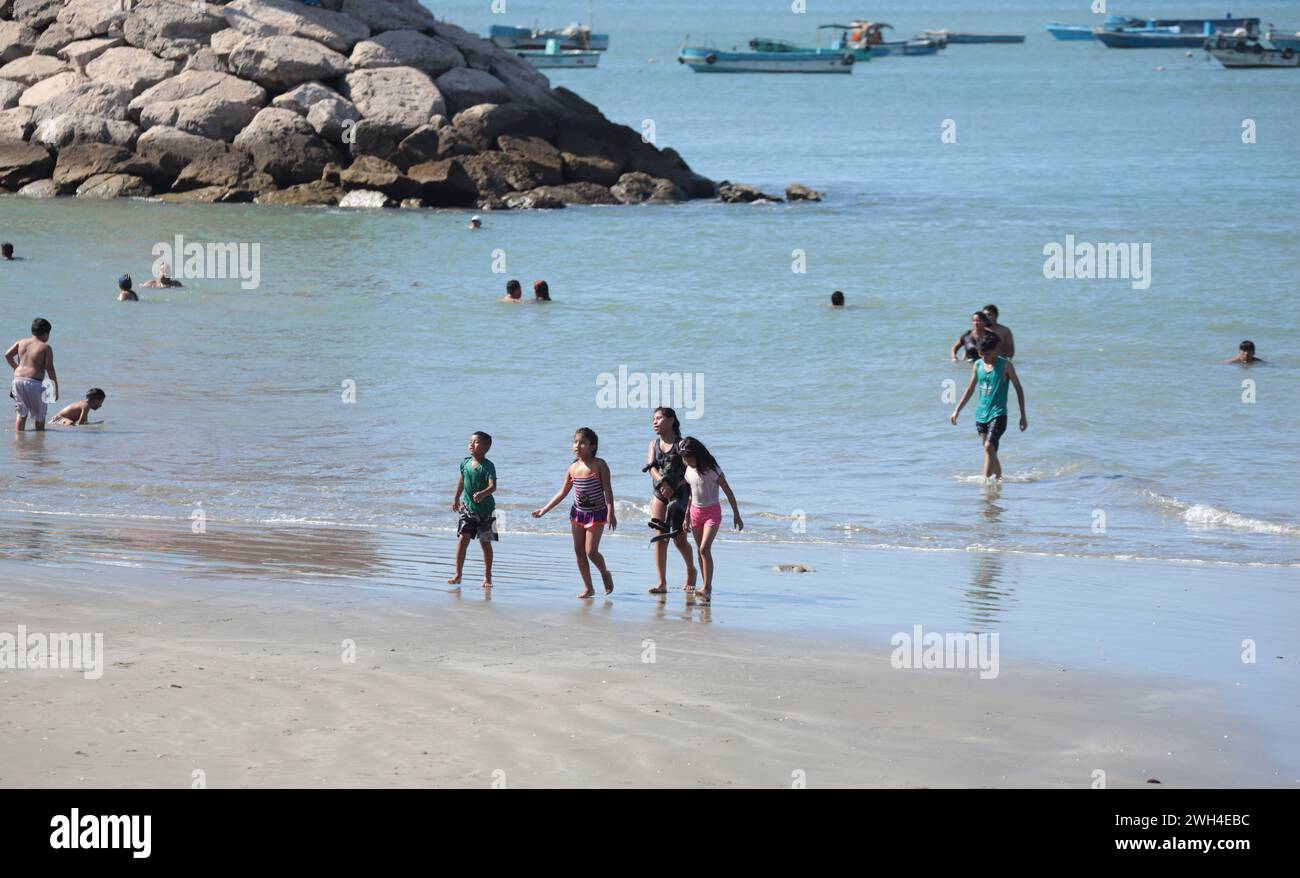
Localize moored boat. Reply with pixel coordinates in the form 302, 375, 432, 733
923, 29, 1025, 44
1206, 33, 1300, 67
677, 41, 856, 73
819, 22, 944, 58
517, 39, 601, 69
488, 23, 609, 52
1094, 16, 1259, 48
1044, 22, 1097, 40
1264, 25, 1300, 50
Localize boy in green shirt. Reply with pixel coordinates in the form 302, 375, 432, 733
950, 335, 1027, 480
449, 431, 498, 589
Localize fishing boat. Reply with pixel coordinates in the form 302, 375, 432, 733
821, 22, 944, 58
1044, 22, 1097, 40
1206, 32, 1299, 67
1093, 16, 1259, 48
923, 29, 1025, 44
517, 39, 601, 69
677, 39, 856, 73
1264, 25, 1300, 50
488, 23, 609, 52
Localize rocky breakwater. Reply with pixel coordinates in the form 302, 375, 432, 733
0, 0, 717, 207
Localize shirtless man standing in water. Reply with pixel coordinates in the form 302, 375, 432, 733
5, 317, 58, 431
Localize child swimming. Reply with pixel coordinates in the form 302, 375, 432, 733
677, 437, 742, 603
51, 388, 106, 425
533, 428, 617, 598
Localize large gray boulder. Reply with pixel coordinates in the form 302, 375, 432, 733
405, 156, 476, 206
170, 146, 275, 197
256, 179, 343, 205
57, 0, 131, 41
338, 0, 434, 33
348, 29, 463, 76
33, 23, 75, 57
18, 178, 60, 197
341, 66, 444, 138
497, 134, 562, 186
34, 114, 139, 150
59, 36, 125, 69
135, 124, 229, 177
0, 140, 53, 189
338, 154, 418, 198
31, 80, 132, 125
428, 21, 496, 70
130, 70, 267, 141
0, 21, 41, 65
0, 106, 34, 141
50, 142, 164, 190
0, 53, 69, 86
305, 95, 359, 143
123, 0, 229, 61
12, 0, 63, 31
232, 105, 339, 185
434, 67, 510, 116
447, 102, 553, 153
556, 129, 625, 187
222, 0, 370, 53
18, 72, 87, 108
75, 171, 152, 198
226, 34, 350, 91
270, 80, 342, 115
86, 47, 180, 96
611, 171, 686, 204
0, 79, 25, 110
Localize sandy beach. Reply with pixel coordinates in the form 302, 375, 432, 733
1, 532, 1292, 788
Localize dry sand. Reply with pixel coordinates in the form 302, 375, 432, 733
0, 561, 1281, 788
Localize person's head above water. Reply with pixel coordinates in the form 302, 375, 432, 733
831, 290, 845, 307
1239, 340, 1256, 355
505, 279, 522, 299
86, 388, 106, 409
31, 317, 51, 340
533, 280, 550, 301
971, 311, 991, 331
983, 304, 999, 321
469, 215, 481, 229
118, 274, 132, 291
1, 242, 13, 260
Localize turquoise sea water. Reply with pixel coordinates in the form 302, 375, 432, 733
1, 0, 1297, 572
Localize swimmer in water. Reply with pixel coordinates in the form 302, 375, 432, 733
52, 388, 106, 425
117, 274, 138, 301
1225, 340, 1264, 364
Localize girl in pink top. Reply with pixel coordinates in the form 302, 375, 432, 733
677, 437, 742, 603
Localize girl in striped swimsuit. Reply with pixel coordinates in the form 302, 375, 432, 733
533, 427, 618, 598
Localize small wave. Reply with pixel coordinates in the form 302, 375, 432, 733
953, 462, 1084, 484
1143, 491, 1300, 538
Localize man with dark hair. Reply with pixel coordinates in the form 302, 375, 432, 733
950, 334, 1027, 481
117, 274, 138, 302
1226, 340, 1263, 364
502, 279, 522, 302
982, 304, 1015, 359
6, 317, 58, 431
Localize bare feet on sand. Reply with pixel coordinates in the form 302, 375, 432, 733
447, 574, 462, 586
601, 570, 614, 595
578, 588, 596, 599
648, 584, 667, 595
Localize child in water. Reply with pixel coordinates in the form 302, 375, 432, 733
52, 388, 106, 425
677, 437, 742, 603
533, 428, 617, 598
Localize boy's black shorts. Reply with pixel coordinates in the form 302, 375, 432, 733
457, 510, 498, 542
976, 415, 1008, 449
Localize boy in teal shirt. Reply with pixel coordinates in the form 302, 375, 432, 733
950, 335, 1027, 480
449, 431, 497, 589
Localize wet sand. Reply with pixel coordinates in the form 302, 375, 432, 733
1, 536, 1292, 788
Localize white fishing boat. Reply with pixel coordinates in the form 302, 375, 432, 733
517, 39, 602, 69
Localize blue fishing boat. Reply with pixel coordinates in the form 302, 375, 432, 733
1264, 25, 1300, 50
677, 41, 856, 73
820, 22, 944, 58
488, 23, 609, 52
1044, 23, 1097, 40
517, 39, 601, 69
1094, 15, 1259, 48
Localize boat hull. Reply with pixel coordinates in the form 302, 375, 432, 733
678, 47, 855, 73
927, 32, 1025, 44
1094, 29, 1213, 48
517, 51, 601, 68
1045, 23, 1096, 41
1207, 37, 1299, 67
489, 26, 609, 52
868, 40, 941, 57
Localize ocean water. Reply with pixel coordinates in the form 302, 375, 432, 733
1, 0, 1297, 573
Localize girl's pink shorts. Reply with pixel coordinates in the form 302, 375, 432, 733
689, 503, 722, 529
